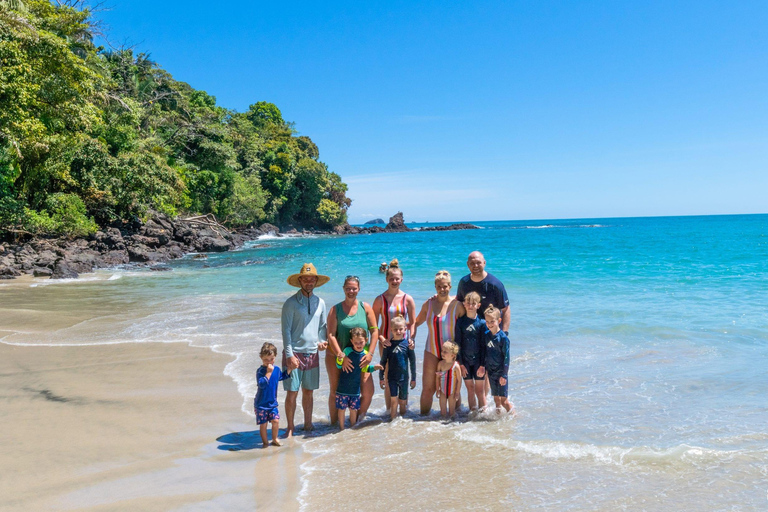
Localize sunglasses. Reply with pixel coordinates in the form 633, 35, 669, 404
344, 275, 360, 283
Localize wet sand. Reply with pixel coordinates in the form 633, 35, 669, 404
0, 341, 306, 511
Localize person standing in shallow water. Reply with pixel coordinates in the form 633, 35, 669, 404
281, 263, 329, 437
372, 259, 416, 414
326, 276, 379, 424
413, 270, 464, 415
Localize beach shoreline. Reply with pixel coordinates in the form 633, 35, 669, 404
0, 340, 306, 511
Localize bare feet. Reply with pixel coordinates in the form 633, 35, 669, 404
303, 423, 314, 432
262, 442, 269, 448
271, 439, 281, 447
284, 428, 294, 438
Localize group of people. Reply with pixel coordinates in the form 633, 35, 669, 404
253, 251, 513, 447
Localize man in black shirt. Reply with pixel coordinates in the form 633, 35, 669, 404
456, 251, 510, 333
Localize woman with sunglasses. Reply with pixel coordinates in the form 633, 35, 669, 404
326, 275, 379, 424
413, 270, 464, 415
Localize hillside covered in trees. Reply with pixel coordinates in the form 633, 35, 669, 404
0, 0, 351, 239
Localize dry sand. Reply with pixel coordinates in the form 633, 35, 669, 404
0, 341, 307, 511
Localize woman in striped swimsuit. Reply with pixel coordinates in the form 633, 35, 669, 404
413, 270, 465, 415
372, 259, 416, 412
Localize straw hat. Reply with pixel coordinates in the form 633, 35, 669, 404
286, 263, 330, 288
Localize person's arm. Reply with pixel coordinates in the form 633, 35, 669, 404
501, 306, 511, 333
435, 368, 441, 398
453, 366, 462, 398
454, 317, 465, 367
502, 334, 510, 376
406, 295, 417, 348
409, 347, 417, 385
378, 347, 390, 382
336, 347, 354, 370
372, 295, 389, 348
361, 303, 378, 366
317, 300, 328, 351
278, 366, 292, 380
256, 367, 268, 388
477, 321, 487, 377
412, 299, 429, 339
281, 301, 299, 369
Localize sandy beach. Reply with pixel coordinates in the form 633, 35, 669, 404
0, 337, 305, 511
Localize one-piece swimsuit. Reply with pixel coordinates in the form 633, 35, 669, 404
425, 298, 459, 358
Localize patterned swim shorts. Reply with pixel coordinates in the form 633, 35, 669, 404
335, 393, 361, 411
256, 407, 280, 425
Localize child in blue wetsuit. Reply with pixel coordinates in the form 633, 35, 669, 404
378, 315, 416, 420
336, 327, 381, 430
483, 305, 514, 414
454, 291, 487, 411
255, 342, 292, 447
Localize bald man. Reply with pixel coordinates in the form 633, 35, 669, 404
456, 251, 511, 333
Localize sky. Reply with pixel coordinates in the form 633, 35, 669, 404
95, 1, 768, 223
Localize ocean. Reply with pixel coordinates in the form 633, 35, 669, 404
2, 214, 767, 510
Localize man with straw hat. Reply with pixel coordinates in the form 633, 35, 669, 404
281, 263, 330, 436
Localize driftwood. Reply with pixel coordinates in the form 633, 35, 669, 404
179, 214, 229, 238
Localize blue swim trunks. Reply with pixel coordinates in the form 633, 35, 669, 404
462, 362, 485, 381
335, 393, 361, 411
489, 374, 508, 397
387, 379, 409, 400
256, 407, 280, 425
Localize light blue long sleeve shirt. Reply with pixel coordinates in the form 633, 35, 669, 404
281, 290, 327, 358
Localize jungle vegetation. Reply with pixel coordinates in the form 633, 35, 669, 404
0, 0, 351, 237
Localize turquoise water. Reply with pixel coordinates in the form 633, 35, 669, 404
2, 214, 767, 509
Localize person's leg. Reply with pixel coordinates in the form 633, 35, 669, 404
439, 394, 448, 417
337, 408, 346, 430
494, 395, 503, 413
260, 423, 268, 448
270, 420, 281, 446
398, 398, 407, 416
420, 352, 438, 415
301, 388, 314, 431
349, 408, 359, 427
464, 379, 477, 410
448, 393, 457, 418
358, 372, 374, 419
285, 390, 298, 437
383, 377, 391, 414
389, 396, 399, 420
473, 379, 487, 409
325, 351, 340, 425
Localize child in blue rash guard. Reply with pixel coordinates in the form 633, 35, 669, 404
336, 327, 381, 430
378, 316, 417, 420
454, 291, 487, 411
255, 342, 292, 447
483, 305, 514, 414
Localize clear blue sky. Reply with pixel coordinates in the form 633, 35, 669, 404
96, 1, 768, 223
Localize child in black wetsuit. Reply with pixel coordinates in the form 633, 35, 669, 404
336, 327, 381, 430
378, 315, 416, 420
483, 305, 514, 414
454, 291, 487, 411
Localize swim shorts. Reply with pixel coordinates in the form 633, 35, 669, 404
282, 352, 320, 392
335, 393, 361, 411
256, 407, 280, 425
387, 378, 409, 401
462, 362, 485, 381
489, 374, 508, 397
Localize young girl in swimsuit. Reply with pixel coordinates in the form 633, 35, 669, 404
372, 259, 416, 413
435, 341, 462, 418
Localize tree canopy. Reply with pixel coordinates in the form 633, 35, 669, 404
0, 0, 351, 237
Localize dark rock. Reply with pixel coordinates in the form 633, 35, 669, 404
127, 244, 156, 262
34, 250, 59, 269
258, 223, 279, 235
193, 254, 208, 259
32, 266, 53, 277
364, 218, 385, 225
420, 223, 480, 232
101, 250, 130, 266
130, 234, 163, 248
195, 237, 231, 252
149, 266, 172, 272
51, 259, 79, 279
385, 212, 410, 232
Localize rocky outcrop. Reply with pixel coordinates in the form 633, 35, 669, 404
364, 218, 385, 225
0, 214, 281, 280
385, 212, 410, 232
